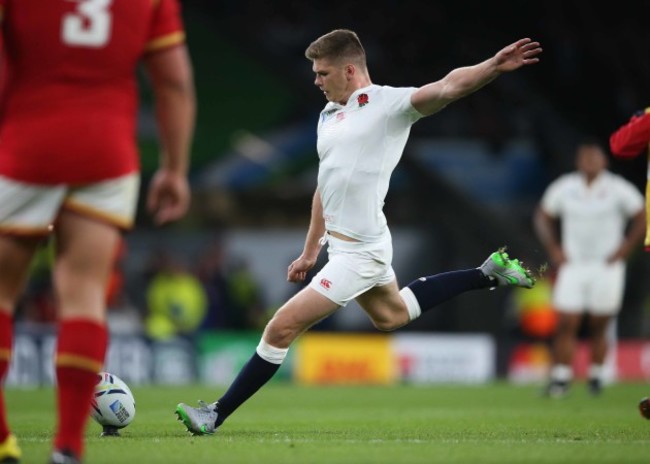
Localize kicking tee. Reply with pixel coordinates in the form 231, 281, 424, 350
316, 84, 423, 242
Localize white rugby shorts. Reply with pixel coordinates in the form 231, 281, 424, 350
552, 261, 625, 315
308, 232, 396, 306
0, 173, 140, 235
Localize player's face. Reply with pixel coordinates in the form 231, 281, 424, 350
576, 144, 607, 178
312, 58, 352, 105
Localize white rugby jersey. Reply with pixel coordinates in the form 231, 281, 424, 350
316, 84, 423, 241
541, 170, 644, 261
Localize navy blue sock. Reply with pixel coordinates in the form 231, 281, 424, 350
406, 269, 493, 313
215, 352, 280, 426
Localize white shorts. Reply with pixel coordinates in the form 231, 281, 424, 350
308, 232, 396, 306
0, 173, 140, 235
552, 261, 625, 315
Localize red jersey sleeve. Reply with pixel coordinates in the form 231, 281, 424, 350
145, 0, 185, 54
609, 108, 650, 158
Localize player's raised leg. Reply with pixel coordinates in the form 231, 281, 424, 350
358, 248, 535, 330
176, 287, 339, 434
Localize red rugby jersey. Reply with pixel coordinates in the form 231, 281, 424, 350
609, 110, 650, 159
610, 110, 650, 252
0, 0, 185, 184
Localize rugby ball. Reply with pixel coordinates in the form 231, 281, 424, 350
90, 372, 136, 432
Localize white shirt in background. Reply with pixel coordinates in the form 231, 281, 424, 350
540, 170, 644, 262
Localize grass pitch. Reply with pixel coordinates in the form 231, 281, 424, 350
6, 382, 650, 463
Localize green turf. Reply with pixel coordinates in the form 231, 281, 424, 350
5, 382, 650, 463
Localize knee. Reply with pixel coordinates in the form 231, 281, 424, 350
264, 316, 298, 348
555, 314, 579, 334
371, 317, 404, 332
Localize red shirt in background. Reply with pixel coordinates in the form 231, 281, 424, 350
0, 0, 185, 184
610, 108, 650, 251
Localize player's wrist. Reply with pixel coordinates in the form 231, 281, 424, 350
160, 153, 189, 175
300, 252, 318, 263
158, 163, 188, 177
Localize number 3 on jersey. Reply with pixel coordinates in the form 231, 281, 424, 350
61, 0, 113, 48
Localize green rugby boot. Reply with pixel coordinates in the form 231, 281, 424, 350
479, 247, 535, 289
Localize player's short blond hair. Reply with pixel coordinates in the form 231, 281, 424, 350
305, 29, 367, 68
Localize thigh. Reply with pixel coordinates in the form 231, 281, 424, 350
0, 176, 61, 310
0, 235, 42, 311
355, 278, 409, 328
53, 211, 122, 321
264, 287, 340, 347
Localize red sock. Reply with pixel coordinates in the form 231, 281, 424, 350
54, 319, 107, 457
0, 310, 12, 443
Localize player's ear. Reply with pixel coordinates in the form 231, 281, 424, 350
345, 64, 355, 79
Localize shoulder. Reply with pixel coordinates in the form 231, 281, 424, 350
550, 172, 577, 188
370, 84, 418, 98
604, 170, 633, 187
368, 85, 421, 121
605, 171, 643, 192
542, 173, 576, 200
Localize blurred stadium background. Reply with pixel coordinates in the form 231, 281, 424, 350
7, 0, 650, 389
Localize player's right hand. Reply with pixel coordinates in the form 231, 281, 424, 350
287, 256, 316, 282
146, 168, 190, 225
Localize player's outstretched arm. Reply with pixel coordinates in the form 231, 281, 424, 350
143, 45, 196, 225
411, 38, 542, 116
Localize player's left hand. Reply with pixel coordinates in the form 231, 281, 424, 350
494, 38, 542, 72
146, 168, 191, 225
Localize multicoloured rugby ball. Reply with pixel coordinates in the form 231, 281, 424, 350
90, 372, 136, 429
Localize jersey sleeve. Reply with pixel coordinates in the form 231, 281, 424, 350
145, 0, 185, 54
616, 177, 645, 216
609, 109, 650, 158
540, 177, 565, 217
